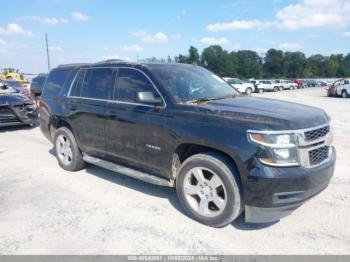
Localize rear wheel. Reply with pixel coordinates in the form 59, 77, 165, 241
342, 90, 348, 98
258, 88, 264, 94
54, 127, 85, 171
176, 153, 242, 228
273, 86, 279, 92
245, 87, 252, 95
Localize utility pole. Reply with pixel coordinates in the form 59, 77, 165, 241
45, 33, 51, 72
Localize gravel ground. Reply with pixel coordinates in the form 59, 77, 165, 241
0, 87, 349, 254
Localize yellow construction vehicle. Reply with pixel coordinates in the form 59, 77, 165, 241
0, 68, 28, 84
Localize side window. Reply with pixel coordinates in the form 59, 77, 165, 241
69, 69, 86, 97
81, 68, 113, 100
42, 69, 71, 98
114, 68, 159, 102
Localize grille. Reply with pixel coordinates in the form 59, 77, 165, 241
309, 146, 329, 166
304, 126, 330, 141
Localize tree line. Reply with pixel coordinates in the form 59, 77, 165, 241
168, 45, 350, 79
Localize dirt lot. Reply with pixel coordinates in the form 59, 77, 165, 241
0, 87, 349, 254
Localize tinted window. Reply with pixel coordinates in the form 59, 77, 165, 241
114, 68, 158, 102
43, 69, 71, 98
70, 69, 86, 97
31, 76, 46, 90
81, 68, 113, 100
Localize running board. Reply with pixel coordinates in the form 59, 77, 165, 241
83, 154, 174, 187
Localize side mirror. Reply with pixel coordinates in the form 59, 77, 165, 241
136, 92, 162, 105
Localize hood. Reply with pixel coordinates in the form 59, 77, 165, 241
197, 96, 328, 130
0, 93, 33, 106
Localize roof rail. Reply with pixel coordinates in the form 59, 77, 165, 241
94, 59, 126, 65
56, 63, 91, 68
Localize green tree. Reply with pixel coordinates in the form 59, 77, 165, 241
306, 55, 327, 77
188, 46, 200, 65
282, 52, 307, 78
232, 50, 262, 79
201, 45, 232, 76
175, 54, 189, 63
325, 58, 339, 77
263, 49, 284, 78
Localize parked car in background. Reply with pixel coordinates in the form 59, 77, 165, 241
294, 79, 304, 88
327, 78, 350, 98
282, 80, 298, 90
0, 82, 37, 127
250, 80, 265, 93
3, 80, 30, 97
223, 77, 254, 95
257, 80, 279, 92
272, 80, 284, 91
39, 60, 335, 227
307, 79, 320, 87
317, 80, 328, 87
30, 73, 48, 98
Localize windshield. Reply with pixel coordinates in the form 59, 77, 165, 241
0, 85, 17, 94
148, 64, 239, 103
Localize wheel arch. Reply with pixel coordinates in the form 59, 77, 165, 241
49, 118, 74, 141
171, 143, 243, 188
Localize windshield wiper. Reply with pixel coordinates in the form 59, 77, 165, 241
186, 94, 237, 104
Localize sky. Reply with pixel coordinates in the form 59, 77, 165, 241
0, 0, 350, 73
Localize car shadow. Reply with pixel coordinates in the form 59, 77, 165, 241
84, 164, 184, 212
231, 213, 278, 230
48, 147, 278, 231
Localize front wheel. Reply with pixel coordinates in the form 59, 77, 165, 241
258, 88, 264, 94
176, 153, 242, 227
245, 87, 253, 95
273, 86, 279, 92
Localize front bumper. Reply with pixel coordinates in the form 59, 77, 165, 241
244, 146, 336, 223
0, 104, 37, 127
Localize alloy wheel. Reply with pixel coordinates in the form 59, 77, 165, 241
56, 134, 73, 165
183, 167, 227, 217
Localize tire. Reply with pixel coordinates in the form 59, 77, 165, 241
258, 88, 264, 94
273, 86, 279, 92
341, 90, 348, 98
245, 87, 252, 95
54, 127, 85, 171
176, 152, 242, 228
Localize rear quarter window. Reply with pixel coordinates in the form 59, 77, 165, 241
42, 69, 71, 98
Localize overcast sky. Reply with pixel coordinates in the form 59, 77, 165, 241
1, 0, 350, 73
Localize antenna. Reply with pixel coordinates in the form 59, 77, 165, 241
45, 33, 51, 72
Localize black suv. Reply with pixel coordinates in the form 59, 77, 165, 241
30, 73, 48, 98
39, 60, 335, 227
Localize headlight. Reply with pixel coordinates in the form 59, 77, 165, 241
248, 131, 299, 167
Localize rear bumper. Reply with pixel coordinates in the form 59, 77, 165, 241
244, 147, 335, 223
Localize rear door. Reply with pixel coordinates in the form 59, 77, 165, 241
66, 67, 115, 156
104, 67, 168, 173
